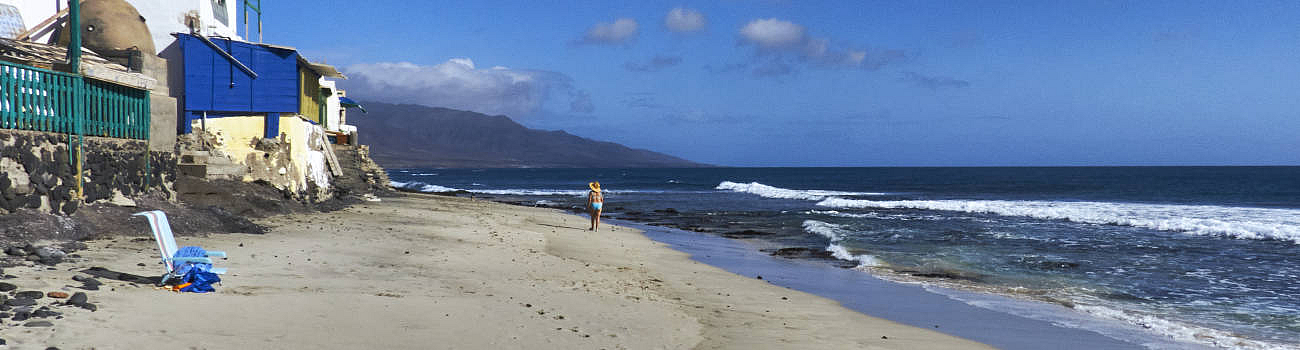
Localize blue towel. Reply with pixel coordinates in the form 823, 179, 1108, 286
172, 246, 211, 276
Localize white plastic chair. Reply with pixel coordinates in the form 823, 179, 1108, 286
133, 210, 227, 285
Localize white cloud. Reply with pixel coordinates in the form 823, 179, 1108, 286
341, 58, 592, 117
739, 18, 806, 50
736, 18, 908, 75
577, 18, 639, 45
665, 7, 706, 33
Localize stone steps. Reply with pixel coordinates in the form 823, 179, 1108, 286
177, 150, 246, 180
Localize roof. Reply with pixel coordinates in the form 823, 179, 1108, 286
173, 33, 345, 79
301, 59, 345, 79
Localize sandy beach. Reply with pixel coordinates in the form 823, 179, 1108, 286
0, 193, 988, 349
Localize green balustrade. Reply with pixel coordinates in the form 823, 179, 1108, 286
0, 60, 150, 140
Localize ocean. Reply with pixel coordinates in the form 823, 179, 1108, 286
388, 167, 1300, 349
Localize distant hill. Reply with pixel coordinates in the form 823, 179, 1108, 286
348, 102, 708, 168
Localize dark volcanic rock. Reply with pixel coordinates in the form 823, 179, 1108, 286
14, 291, 44, 299
72, 276, 102, 286
720, 230, 773, 238
0, 282, 15, 291
4, 246, 25, 256
22, 320, 53, 327
68, 292, 88, 305
768, 247, 837, 259
5, 298, 34, 306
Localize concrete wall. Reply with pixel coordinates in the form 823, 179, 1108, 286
0, 129, 175, 215
124, 0, 241, 55
140, 52, 177, 152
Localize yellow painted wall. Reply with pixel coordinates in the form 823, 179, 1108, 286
202, 115, 264, 171
200, 115, 315, 193
299, 67, 323, 124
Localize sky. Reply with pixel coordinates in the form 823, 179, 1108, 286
248, 1, 1300, 167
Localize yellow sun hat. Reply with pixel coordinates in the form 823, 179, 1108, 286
589, 181, 601, 192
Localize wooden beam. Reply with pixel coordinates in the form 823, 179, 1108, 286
15, 5, 71, 41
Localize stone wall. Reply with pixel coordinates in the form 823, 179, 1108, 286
0, 130, 175, 215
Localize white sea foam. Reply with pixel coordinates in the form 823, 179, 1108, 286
390, 181, 459, 193
472, 189, 588, 196
1069, 304, 1291, 350
802, 220, 882, 267
390, 181, 609, 197
816, 197, 1300, 244
716, 181, 887, 200
412, 173, 438, 176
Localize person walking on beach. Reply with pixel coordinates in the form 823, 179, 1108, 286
587, 181, 604, 231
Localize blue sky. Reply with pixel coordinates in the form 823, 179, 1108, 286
251, 1, 1300, 166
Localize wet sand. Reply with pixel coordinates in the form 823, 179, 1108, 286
4, 194, 988, 349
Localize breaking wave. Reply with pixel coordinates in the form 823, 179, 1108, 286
716, 181, 887, 200
390, 181, 459, 193
817, 197, 1300, 244
1069, 304, 1289, 350
390, 181, 667, 197
391, 181, 585, 196
802, 220, 882, 267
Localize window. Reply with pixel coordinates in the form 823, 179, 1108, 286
211, 0, 229, 26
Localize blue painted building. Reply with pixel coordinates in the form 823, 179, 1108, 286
176, 33, 341, 138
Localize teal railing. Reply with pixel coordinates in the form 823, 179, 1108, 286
0, 60, 150, 140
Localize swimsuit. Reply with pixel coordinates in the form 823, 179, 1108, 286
591, 202, 603, 210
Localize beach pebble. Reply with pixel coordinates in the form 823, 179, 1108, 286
35, 247, 66, 260
77, 302, 96, 311
4, 247, 25, 256
32, 309, 60, 318
881, 336, 888, 339
23, 320, 53, 327
47, 291, 69, 299
72, 276, 102, 286
67, 292, 88, 305
5, 298, 35, 307
12, 311, 29, 321
0, 282, 14, 291
15, 290, 44, 299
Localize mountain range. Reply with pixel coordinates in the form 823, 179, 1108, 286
348, 102, 706, 168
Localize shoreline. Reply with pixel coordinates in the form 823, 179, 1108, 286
441, 186, 1232, 349
404, 177, 1282, 350
392, 187, 1219, 349
619, 219, 1211, 350
3, 193, 989, 349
